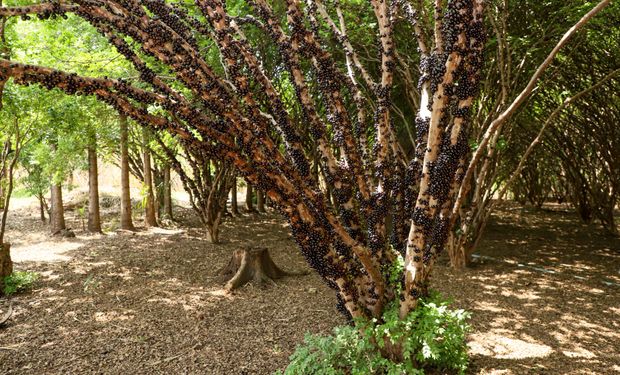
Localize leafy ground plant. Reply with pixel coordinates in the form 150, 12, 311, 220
3, 271, 39, 296
278, 291, 471, 375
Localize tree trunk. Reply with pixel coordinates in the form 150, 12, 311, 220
230, 177, 239, 216
50, 180, 66, 235
87, 144, 102, 233
0, 168, 4, 210
245, 182, 254, 212
38, 194, 46, 223
48, 141, 66, 235
142, 128, 158, 227
162, 163, 173, 220
206, 221, 220, 244
217, 247, 307, 291
120, 115, 135, 231
257, 190, 265, 213
0, 243, 12, 294
447, 233, 473, 269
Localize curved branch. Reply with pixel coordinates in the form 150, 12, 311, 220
496, 67, 620, 204
0, 2, 77, 17
452, 0, 612, 224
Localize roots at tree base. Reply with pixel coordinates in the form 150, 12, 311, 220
218, 247, 308, 291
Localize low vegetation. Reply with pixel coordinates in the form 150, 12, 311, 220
2, 271, 39, 296
281, 292, 470, 375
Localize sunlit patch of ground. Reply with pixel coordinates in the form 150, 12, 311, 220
435, 202, 620, 374
469, 331, 553, 359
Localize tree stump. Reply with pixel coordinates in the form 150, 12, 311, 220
218, 247, 308, 291
0, 243, 13, 294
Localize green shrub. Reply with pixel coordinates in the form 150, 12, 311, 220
3, 271, 39, 296
278, 291, 471, 375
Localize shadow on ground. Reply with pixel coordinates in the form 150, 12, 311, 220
434, 203, 620, 374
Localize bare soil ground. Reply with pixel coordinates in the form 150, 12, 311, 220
0, 199, 618, 374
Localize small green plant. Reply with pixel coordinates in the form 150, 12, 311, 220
277, 291, 471, 375
3, 271, 39, 296
83, 274, 100, 293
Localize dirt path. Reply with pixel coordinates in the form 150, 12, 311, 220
1, 202, 618, 374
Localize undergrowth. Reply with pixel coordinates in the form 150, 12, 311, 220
2, 271, 39, 296
277, 291, 471, 375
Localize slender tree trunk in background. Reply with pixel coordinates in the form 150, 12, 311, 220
162, 164, 173, 220
87, 142, 102, 233
257, 190, 265, 213
230, 177, 239, 216
50, 180, 65, 235
142, 128, 158, 227
38, 194, 46, 222
48, 142, 66, 235
0, 168, 4, 210
151, 165, 164, 219
245, 181, 254, 212
120, 115, 135, 231
0, 135, 17, 288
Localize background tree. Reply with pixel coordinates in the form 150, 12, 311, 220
155, 135, 235, 243
119, 114, 135, 230
0, 84, 35, 291
508, 14, 620, 236
446, 0, 620, 267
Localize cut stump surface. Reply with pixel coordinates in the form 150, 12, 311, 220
218, 247, 308, 291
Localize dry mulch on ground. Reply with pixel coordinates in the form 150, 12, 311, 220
1, 202, 619, 374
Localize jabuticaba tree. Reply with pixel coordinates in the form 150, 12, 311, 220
0, 0, 609, 323
154, 133, 235, 244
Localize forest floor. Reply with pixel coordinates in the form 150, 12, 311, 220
0, 197, 619, 374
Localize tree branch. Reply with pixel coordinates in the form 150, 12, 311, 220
452, 0, 612, 224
